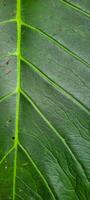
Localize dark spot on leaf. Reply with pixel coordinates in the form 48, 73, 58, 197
6, 60, 10, 65
8, 119, 12, 122
3, 0, 6, 6
12, 136, 15, 140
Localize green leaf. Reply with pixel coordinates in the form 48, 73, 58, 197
0, 0, 90, 199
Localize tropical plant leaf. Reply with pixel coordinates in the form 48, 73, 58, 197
0, 0, 90, 199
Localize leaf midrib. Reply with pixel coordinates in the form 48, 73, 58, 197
13, 0, 21, 199
11, 2, 56, 199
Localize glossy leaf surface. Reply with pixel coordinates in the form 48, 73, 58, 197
0, 0, 90, 199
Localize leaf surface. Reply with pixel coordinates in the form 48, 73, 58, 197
0, 0, 90, 199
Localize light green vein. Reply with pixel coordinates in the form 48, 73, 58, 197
21, 21, 90, 69
16, 176, 43, 200
0, 52, 17, 62
0, 90, 16, 103
19, 142, 56, 200
15, 193, 24, 200
13, 0, 21, 199
0, 146, 15, 166
21, 56, 90, 114
60, 0, 90, 17
20, 89, 89, 182
0, 19, 16, 26
27, 134, 79, 200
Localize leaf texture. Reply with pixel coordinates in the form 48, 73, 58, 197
0, 0, 90, 199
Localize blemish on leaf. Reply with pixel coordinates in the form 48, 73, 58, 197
6, 119, 12, 127
0, 64, 4, 68
5, 69, 12, 75
8, 197, 12, 200
19, 189, 22, 193
22, 162, 28, 166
